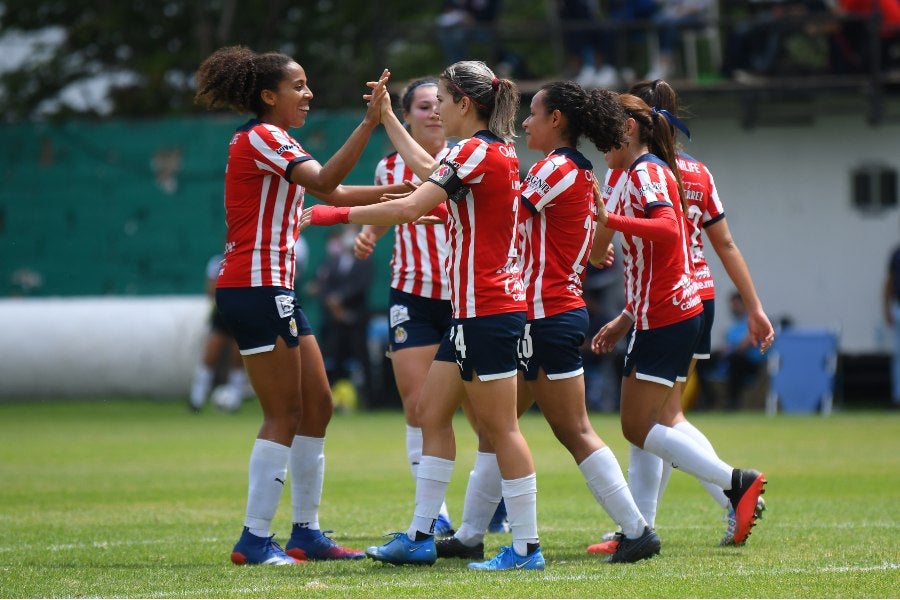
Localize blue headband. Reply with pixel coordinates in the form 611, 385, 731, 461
652, 107, 691, 140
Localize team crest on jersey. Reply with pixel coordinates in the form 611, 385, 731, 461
289, 317, 298, 337
394, 326, 408, 344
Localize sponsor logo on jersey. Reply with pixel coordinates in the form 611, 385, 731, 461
523, 173, 550, 195
275, 294, 295, 318
390, 304, 411, 327
275, 143, 299, 156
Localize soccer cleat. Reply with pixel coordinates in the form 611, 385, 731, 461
488, 499, 510, 534
230, 527, 301, 566
436, 536, 485, 559
604, 526, 661, 563
720, 495, 767, 546
587, 531, 622, 555
467, 545, 545, 571
285, 525, 364, 560
365, 532, 436, 566
434, 513, 455, 537
723, 469, 767, 545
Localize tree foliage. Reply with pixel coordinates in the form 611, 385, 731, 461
0, 0, 442, 120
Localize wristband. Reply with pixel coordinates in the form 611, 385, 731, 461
310, 205, 350, 226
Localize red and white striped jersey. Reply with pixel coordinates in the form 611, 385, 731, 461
436, 131, 525, 318
374, 149, 451, 300
676, 152, 725, 301
603, 168, 633, 310
609, 154, 701, 330
518, 147, 596, 319
217, 119, 314, 289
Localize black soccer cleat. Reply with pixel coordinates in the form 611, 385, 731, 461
604, 526, 661, 564
435, 536, 485, 560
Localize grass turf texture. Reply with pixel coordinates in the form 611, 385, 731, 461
0, 400, 897, 598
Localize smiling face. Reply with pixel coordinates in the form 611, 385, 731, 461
263, 61, 313, 130
404, 84, 444, 153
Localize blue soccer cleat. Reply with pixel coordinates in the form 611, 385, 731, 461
285, 525, 364, 560
366, 532, 436, 565
468, 545, 545, 571
488, 498, 510, 534
230, 527, 300, 565
434, 513, 455, 537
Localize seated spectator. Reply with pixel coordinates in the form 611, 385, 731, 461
556, 0, 604, 86
828, 0, 900, 73
592, 0, 661, 87
721, 0, 833, 79
722, 292, 768, 410
646, 0, 714, 80
435, 0, 529, 77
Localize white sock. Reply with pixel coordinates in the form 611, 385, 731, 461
627, 443, 664, 528
502, 474, 538, 556
408, 456, 454, 538
658, 461, 673, 519
406, 425, 422, 479
580, 447, 647, 539
226, 368, 248, 401
289, 435, 325, 530
455, 452, 502, 546
674, 421, 730, 509
643, 424, 732, 490
245, 438, 289, 537
407, 426, 450, 519
190, 365, 214, 407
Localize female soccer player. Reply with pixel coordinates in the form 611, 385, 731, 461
589, 93, 766, 552
589, 79, 773, 555
194, 45, 406, 566
352, 77, 460, 536
302, 60, 543, 571
436, 81, 661, 564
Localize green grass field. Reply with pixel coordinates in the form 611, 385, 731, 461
0, 400, 897, 598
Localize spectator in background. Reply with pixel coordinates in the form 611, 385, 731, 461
435, 0, 529, 78
722, 291, 768, 411
592, 0, 660, 87
721, 1, 833, 80
828, 0, 900, 73
646, 0, 714, 80
307, 225, 375, 409
556, 0, 604, 86
883, 242, 900, 409
189, 253, 248, 413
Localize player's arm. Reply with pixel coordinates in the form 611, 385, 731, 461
288, 69, 390, 193
379, 96, 440, 181
301, 181, 447, 230
354, 225, 390, 260
706, 217, 774, 351
307, 183, 409, 207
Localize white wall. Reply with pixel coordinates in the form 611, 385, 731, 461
0, 297, 208, 399
516, 111, 900, 354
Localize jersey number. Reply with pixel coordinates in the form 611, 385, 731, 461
517, 323, 533, 360
452, 324, 467, 358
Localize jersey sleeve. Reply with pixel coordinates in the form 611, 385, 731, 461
521, 155, 577, 214
247, 124, 314, 181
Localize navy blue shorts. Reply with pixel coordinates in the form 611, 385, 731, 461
388, 288, 452, 352
518, 308, 588, 381
215, 287, 312, 355
437, 312, 526, 382
623, 314, 703, 387
210, 306, 231, 335
693, 299, 715, 359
